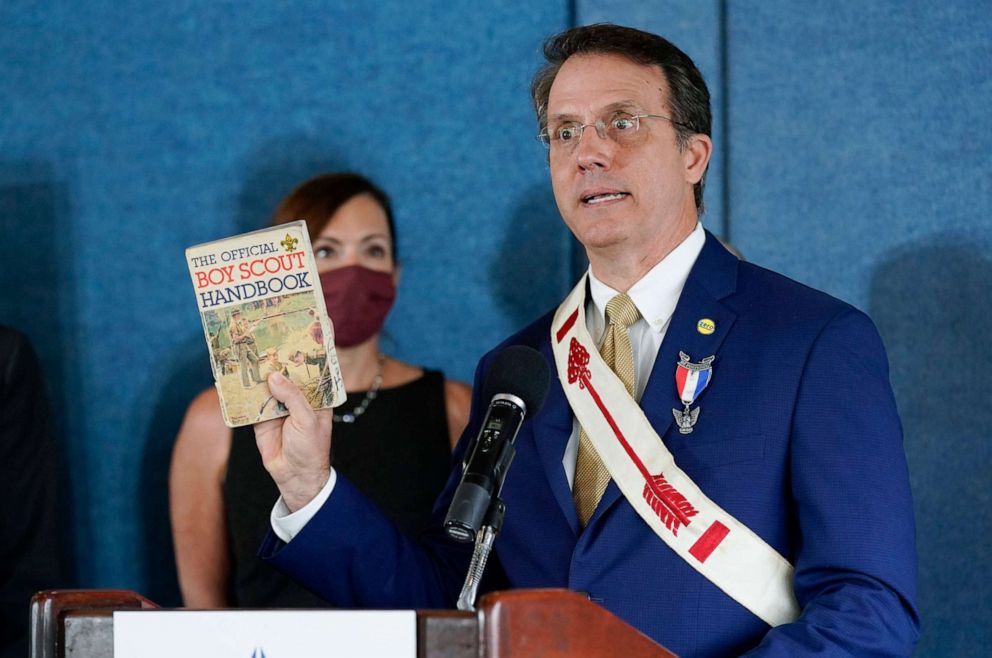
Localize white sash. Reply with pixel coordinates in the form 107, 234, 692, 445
551, 275, 800, 627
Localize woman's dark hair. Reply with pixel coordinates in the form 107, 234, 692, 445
272, 172, 397, 262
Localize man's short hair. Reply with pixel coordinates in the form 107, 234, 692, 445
531, 23, 712, 212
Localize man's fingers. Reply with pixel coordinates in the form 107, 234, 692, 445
267, 372, 316, 428
253, 417, 283, 465
252, 375, 334, 509
313, 408, 334, 441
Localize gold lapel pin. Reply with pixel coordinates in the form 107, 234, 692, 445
696, 318, 716, 335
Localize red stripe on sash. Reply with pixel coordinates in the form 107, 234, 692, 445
582, 375, 693, 527
567, 335, 698, 533
689, 521, 729, 562
582, 379, 651, 482
555, 309, 579, 344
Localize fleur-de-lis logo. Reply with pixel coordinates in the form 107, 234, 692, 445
280, 233, 299, 252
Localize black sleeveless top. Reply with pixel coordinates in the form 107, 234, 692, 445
222, 369, 453, 607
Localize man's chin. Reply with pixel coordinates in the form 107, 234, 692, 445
566, 214, 625, 245
577, 230, 629, 253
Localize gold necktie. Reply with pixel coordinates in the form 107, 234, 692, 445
573, 293, 641, 526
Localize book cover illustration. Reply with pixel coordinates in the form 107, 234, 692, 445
186, 220, 345, 427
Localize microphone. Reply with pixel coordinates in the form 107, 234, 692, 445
443, 345, 550, 543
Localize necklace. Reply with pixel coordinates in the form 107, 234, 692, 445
334, 353, 384, 423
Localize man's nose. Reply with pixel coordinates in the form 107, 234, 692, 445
575, 123, 615, 172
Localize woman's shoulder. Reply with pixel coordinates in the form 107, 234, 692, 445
381, 357, 424, 388
442, 378, 471, 407
173, 387, 232, 467
442, 378, 471, 449
185, 387, 227, 429
382, 357, 467, 396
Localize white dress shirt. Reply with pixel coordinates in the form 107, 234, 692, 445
272, 223, 706, 541
562, 222, 705, 487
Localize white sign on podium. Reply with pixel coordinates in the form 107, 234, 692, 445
113, 609, 416, 658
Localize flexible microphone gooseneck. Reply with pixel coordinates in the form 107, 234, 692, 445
445, 345, 550, 610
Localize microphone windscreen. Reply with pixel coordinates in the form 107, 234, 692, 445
482, 345, 551, 416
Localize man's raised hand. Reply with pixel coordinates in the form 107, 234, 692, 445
254, 372, 333, 512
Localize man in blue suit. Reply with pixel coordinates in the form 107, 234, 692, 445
254, 24, 919, 656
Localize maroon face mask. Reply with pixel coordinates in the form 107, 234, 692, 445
319, 265, 396, 348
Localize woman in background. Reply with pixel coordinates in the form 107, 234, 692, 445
170, 173, 471, 608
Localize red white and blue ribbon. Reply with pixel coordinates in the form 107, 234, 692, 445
676, 359, 711, 405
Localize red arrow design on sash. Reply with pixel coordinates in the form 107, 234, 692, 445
567, 336, 698, 535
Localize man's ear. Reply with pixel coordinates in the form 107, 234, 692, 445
683, 133, 713, 185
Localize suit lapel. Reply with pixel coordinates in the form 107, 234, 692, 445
532, 338, 581, 535
588, 232, 740, 523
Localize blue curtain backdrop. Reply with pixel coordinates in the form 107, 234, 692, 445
1, 1, 988, 655
0, 0, 573, 607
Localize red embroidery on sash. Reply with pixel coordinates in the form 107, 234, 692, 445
689, 521, 730, 563
556, 308, 579, 344
643, 474, 699, 535
567, 337, 698, 535
568, 338, 591, 388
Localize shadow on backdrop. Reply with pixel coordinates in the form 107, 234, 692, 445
489, 183, 579, 329
869, 238, 992, 657
232, 135, 352, 236
135, 333, 213, 606
0, 161, 81, 590
135, 138, 350, 604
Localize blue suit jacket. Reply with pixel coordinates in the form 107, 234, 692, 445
261, 234, 920, 657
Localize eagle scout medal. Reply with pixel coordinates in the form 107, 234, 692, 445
673, 351, 714, 434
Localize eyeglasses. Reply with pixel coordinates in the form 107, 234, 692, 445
538, 112, 690, 151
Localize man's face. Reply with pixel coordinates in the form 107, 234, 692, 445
546, 53, 709, 264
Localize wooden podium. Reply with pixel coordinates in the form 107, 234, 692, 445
30, 588, 675, 657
